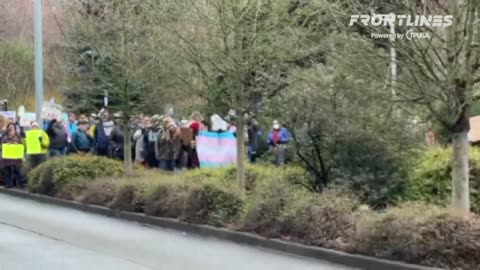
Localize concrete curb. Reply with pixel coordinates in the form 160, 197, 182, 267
0, 188, 442, 270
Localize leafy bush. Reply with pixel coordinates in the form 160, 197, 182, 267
242, 177, 359, 249
27, 155, 123, 195
55, 178, 89, 201
144, 177, 243, 227
183, 164, 306, 192
296, 190, 360, 249
241, 176, 297, 237
349, 202, 480, 269
182, 180, 243, 226
408, 147, 480, 212
144, 179, 188, 218
78, 178, 118, 206
110, 179, 155, 212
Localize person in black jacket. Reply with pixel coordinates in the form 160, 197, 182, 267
143, 116, 161, 168
46, 119, 68, 157
247, 118, 262, 163
110, 119, 125, 160
94, 110, 114, 157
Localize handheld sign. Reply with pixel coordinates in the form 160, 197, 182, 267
26, 130, 43, 154
2, 144, 25, 159
180, 127, 193, 146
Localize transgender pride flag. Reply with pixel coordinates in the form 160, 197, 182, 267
196, 131, 237, 168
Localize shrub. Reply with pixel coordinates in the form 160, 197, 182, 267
144, 177, 243, 227
241, 176, 301, 237
183, 164, 306, 192
144, 179, 190, 218
55, 178, 90, 201
77, 178, 118, 206
27, 155, 123, 195
110, 179, 155, 212
182, 179, 243, 226
408, 147, 480, 212
349, 203, 480, 269
289, 189, 360, 249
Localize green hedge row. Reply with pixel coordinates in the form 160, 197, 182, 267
25, 155, 480, 269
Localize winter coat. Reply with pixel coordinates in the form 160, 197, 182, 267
94, 121, 114, 154
110, 126, 124, 159
48, 124, 68, 150
133, 129, 145, 162
156, 124, 181, 161
71, 130, 94, 152
267, 127, 290, 146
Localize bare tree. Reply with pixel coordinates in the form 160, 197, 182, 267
347, 0, 480, 215
157, 0, 315, 193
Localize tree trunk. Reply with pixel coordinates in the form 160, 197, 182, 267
123, 123, 133, 175
236, 118, 246, 195
451, 130, 470, 216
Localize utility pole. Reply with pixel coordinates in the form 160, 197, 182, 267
35, 0, 44, 127
389, 13, 397, 99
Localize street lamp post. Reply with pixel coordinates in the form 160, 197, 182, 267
34, 0, 44, 127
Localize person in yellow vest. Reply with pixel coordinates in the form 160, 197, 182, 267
29, 121, 50, 169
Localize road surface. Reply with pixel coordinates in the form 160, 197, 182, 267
0, 193, 353, 270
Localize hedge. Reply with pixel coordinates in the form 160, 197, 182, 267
408, 147, 480, 212
27, 155, 123, 196
349, 203, 480, 270
23, 155, 480, 269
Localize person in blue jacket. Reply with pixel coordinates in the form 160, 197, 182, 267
267, 120, 290, 166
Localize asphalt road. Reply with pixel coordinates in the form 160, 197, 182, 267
0, 193, 353, 270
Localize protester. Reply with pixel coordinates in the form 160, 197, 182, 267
178, 119, 191, 169
71, 121, 94, 154
156, 116, 180, 172
29, 121, 50, 168
144, 115, 161, 168
94, 110, 114, 157
133, 117, 148, 165
46, 119, 68, 157
64, 112, 78, 142
188, 112, 203, 169
1, 122, 25, 188
110, 116, 125, 160
13, 117, 25, 138
267, 120, 290, 166
247, 117, 262, 163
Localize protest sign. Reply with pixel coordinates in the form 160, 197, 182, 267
2, 144, 25, 159
180, 127, 193, 146
196, 131, 237, 168
26, 130, 43, 154
0, 111, 16, 121
20, 112, 37, 127
42, 103, 63, 120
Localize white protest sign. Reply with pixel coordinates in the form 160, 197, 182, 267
0, 111, 16, 121
20, 112, 37, 127
42, 102, 63, 120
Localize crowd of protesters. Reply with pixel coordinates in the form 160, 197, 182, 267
0, 109, 291, 188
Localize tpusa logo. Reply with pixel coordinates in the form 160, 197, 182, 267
349, 14, 454, 40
